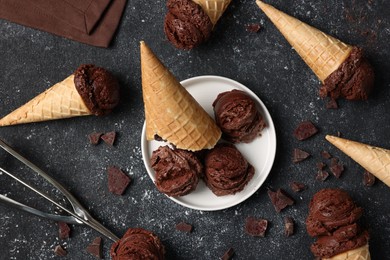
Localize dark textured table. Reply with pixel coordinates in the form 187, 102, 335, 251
1, 0, 389, 259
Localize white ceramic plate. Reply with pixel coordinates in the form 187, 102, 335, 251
141, 75, 277, 211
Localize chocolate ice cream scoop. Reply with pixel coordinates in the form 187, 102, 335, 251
204, 143, 254, 196
110, 228, 165, 260
320, 47, 375, 101
74, 64, 120, 116
306, 188, 369, 258
164, 0, 213, 49
150, 146, 203, 197
213, 89, 266, 143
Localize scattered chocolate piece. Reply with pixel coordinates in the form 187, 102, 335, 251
176, 222, 193, 233
268, 188, 294, 212
221, 247, 235, 260
326, 98, 338, 109
293, 121, 318, 141
54, 245, 67, 256
330, 157, 344, 178
101, 131, 116, 146
88, 132, 103, 145
107, 166, 131, 195
289, 181, 306, 192
245, 23, 261, 33
337, 131, 342, 137
292, 148, 311, 163
363, 170, 376, 186
321, 150, 332, 159
245, 217, 268, 237
154, 134, 164, 142
86, 237, 102, 259
316, 162, 326, 170
316, 170, 329, 181
58, 222, 71, 240
284, 217, 294, 237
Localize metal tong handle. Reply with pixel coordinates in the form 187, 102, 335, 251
0, 139, 119, 242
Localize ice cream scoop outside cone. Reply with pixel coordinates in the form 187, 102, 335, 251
192, 0, 232, 26
256, 1, 353, 83
323, 244, 371, 260
326, 135, 390, 188
0, 75, 91, 126
140, 41, 221, 151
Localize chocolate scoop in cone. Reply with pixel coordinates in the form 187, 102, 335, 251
326, 135, 390, 188
0, 64, 120, 126
140, 41, 221, 151
256, 1, 374, 100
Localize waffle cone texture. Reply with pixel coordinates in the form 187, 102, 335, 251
0, 75, 91, 126
140, 41, 221, 151
192, 0, 232, 26
256, 1, 352, 82
323, 244, 371, 260
326, 135, 390, 187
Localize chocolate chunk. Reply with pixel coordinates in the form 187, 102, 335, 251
176, 222, 193, 233
88, 132, 103, 145
330, 157, 344, 178
326, 98, 338, 109
101, 131, 116, 146
292, 148, 310, 163
245, 217, 268, 237
86, 237, 102, 259
221, 247, 235, 260
293, 121, 318, 140
54, 245, 67, 256
284, 217, 294, 237
316, 170, 329, 181
289, 182, 306, 192
321, 150, 332, 159
363, 170, 376, 186
245, 23, 261, 33
58, 222, 71, 240
107, 166, 131, 195
267, 188, 294, 212
317, 162, 326, 170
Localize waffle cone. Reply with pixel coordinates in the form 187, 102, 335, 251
326, 135, 390, 187
256, 1, 353, 82
192, 0, 232, 26
140, 41, 221, 151
323, 244, 371, 260
0, 75, 91, 126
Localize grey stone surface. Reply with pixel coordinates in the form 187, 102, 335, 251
0, 0, 389, 259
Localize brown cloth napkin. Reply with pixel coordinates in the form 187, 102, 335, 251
0, 0, 127, 48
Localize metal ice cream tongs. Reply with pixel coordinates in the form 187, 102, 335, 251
0, 139, 119, 242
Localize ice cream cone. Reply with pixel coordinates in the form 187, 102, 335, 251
323, 244, 371, 260
0, 75, 91, 126
140, 41, 221, 151
192, 0, 232, 26
326, 135, 390, 187
256, 1, 353, 83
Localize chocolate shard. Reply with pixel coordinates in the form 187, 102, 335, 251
326, 98, 338, 109
58, 222, 71, 240
284, 217, 294, 237
107, 166, 131, 195
321, 150, 332, 159
86, 237, 102, 259
289, 182, 306, 192
292, 148, 311, 163
316, 162, 326, 170
316, 170, 329, 181
221, 247, 235, 260
88, 132, 103, 145
245, 23, 261, 33
330, 157, 344, 178
293, 121, 318, 141
245, 217, 268, 237
101, 131, 116, 146
54, 245, 67, 256
267, 188, 294, 213
176, 222, 193, 233
363, 170, 376, 186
